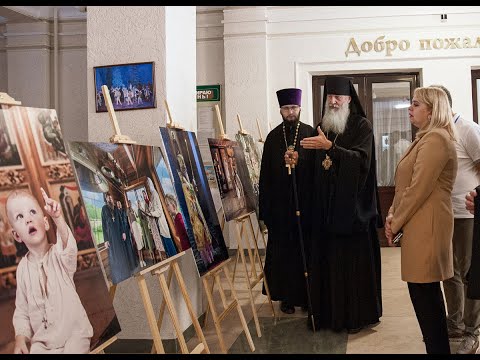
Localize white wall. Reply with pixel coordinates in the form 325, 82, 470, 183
196, 8, 225, 124
166, 6, 197, 132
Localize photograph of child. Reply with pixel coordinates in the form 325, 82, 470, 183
0, 105, 120, 355
7, 188, 93, 354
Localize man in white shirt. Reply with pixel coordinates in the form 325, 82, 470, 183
432, 85, 480, 354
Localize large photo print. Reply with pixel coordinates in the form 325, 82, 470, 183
0, 106, 120, 354
234, 133, 262, 219
160, 128, 228, 275
68, 141, 189, 285
208, 137, 256, 221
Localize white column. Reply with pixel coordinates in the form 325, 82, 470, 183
223, 7, 269, 137
165, 6, 197, 132
5, 22, 52, 109
87, 6, 201, 340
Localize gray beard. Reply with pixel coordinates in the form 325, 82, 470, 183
321, 103, 350, 135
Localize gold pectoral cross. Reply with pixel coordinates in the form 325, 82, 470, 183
286, 145, 295, 175
322, 154, 333, 170
286, 163, 295, 175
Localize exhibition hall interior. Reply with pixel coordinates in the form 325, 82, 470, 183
0, 5, 480, 355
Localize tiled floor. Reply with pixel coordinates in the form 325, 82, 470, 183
183, 247, 476, 354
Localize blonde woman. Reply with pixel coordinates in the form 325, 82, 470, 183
385, 87, 457, 354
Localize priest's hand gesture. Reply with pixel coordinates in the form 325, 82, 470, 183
300, 127, 333, 150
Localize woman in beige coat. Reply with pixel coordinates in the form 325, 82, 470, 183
385, 87, 457, 354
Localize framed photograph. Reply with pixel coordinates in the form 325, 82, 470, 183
68, 141, 191, 285
208, 137, 257, 221
160, 128, 229, 276
0, 108, 23, 170
26, 108, 69, 166
94, 62, 156, 112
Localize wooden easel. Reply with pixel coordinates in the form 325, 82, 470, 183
214, 104, 229, 140
101, 86, 208, 354
137, 253, 209, 354
207, 110, 275, 338
101, 85, 136, 145
164, 99, 185, 130
201, 258, 255, 353
0, 92, 21, 106
89, 336, 118, 354
232, 115, 273, 319
256, 118, 265, 144
254, 117, 268, 259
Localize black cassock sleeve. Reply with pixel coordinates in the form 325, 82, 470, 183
467, 184, 480, 299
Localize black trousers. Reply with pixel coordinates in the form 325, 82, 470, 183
408, 282, 450, 354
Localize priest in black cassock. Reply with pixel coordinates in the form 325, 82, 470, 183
259, 88, 314, 314
300, 76, 383, 333
101, 192, 133, 284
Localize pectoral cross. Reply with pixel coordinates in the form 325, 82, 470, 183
42, 316, 48, 329
285, 145, 296, 175
322, 154, 333, 170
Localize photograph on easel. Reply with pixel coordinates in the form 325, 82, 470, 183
68, 141, 188, 285
208, 138, 256, 221
0, 106, 120, 354
234, 133, 262, 219
160, 127, 228, 275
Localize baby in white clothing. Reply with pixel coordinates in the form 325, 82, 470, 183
6, 188, 93, 354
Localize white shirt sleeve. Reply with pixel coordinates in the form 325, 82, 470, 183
12, 260, 33, 339
54, 226, 78, 277
464, 125, 480, 164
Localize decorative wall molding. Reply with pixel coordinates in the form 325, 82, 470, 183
0, 169, 25, 186
47, 163, 74, 180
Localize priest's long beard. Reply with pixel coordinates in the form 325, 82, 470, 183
321, 102, 350, 135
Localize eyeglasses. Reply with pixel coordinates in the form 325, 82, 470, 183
280, 105, 300, 112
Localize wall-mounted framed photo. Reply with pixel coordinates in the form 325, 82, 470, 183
94, 61, 156, 113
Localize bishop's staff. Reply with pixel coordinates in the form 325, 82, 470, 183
286, 151, 315, 332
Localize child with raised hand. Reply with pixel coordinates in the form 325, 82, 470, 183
7, 187, 93, 354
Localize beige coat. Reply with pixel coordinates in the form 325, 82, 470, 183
390, 128, 457, 283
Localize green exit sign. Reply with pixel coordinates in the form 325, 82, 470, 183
197, 85, 220, 102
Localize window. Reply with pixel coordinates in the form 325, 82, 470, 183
82, 190, 106, 246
